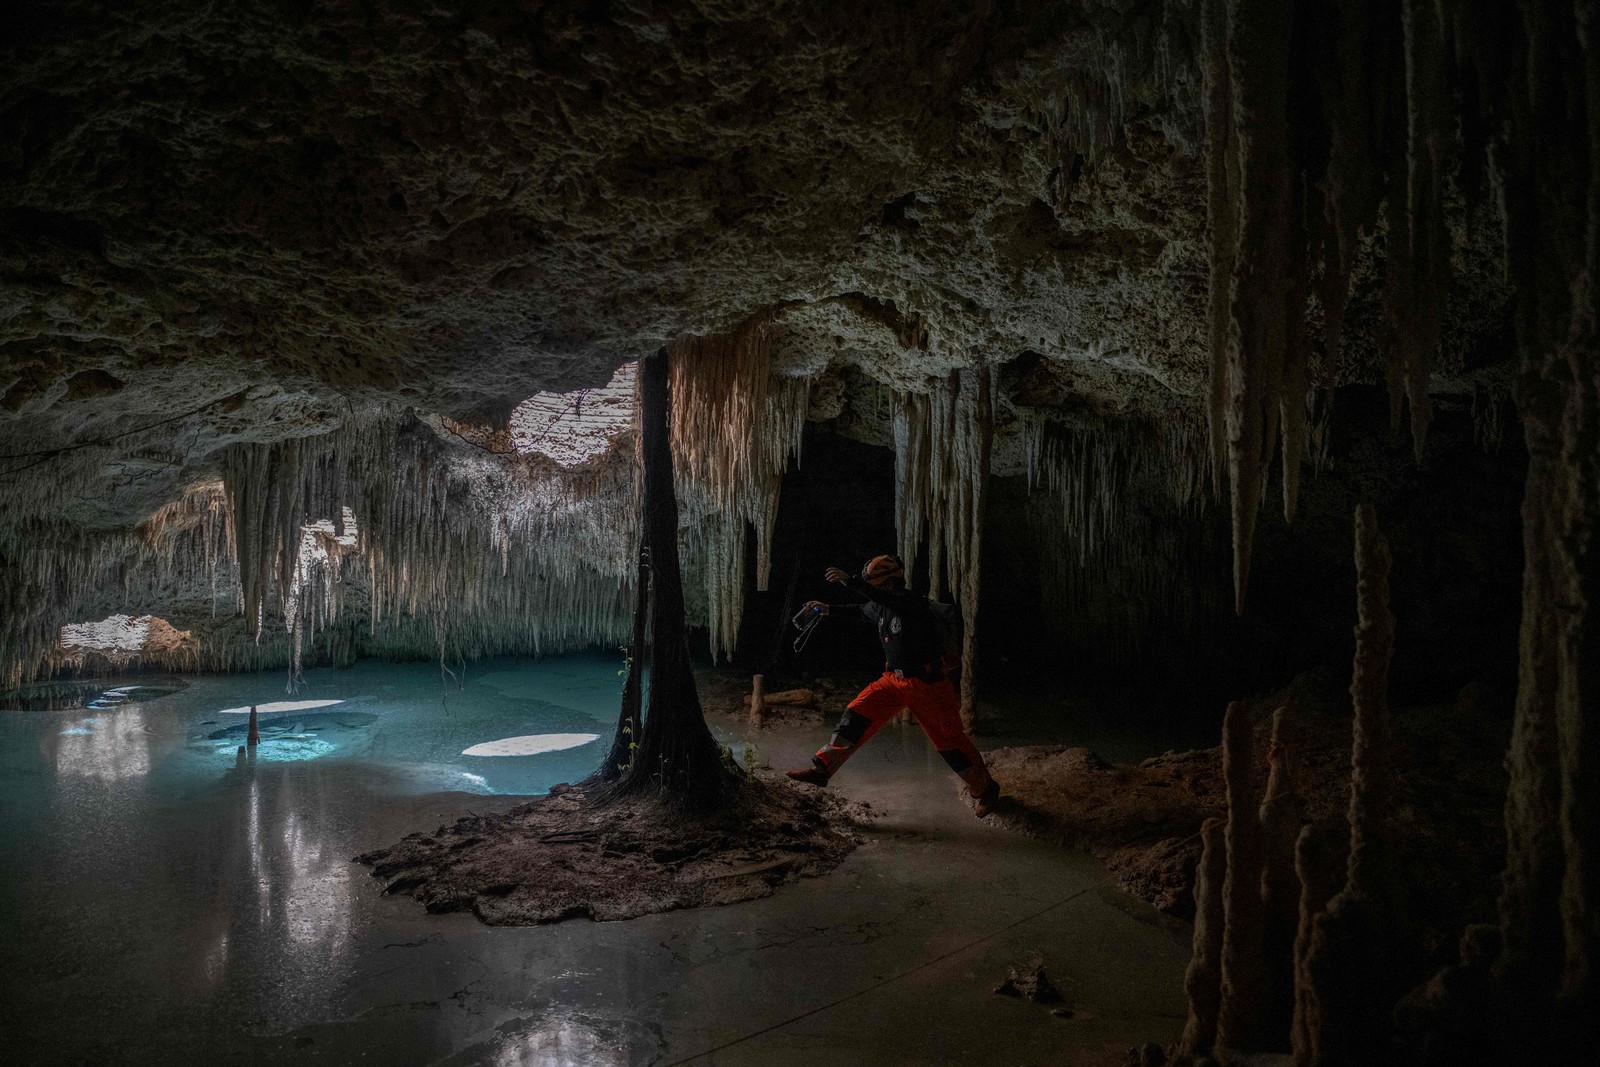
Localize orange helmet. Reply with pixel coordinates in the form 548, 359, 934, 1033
861, 554, 905, 588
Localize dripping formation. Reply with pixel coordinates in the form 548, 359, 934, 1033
0, 2, 1594, 1057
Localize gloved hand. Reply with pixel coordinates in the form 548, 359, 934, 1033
823, 566, 849, 584
803, 599, 830, 616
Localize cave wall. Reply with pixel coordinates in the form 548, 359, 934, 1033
3, 3, 1596, 1050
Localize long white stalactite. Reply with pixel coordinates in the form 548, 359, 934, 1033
668, 318, 809, 663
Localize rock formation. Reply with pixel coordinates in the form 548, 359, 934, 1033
1216, 700, 1268, 1053
1296, 503, 1403, 1064
1179, 816, 1226, 1060
1, 1, 1594, 1054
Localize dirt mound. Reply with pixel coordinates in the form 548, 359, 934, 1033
984, 679, 1507, 930
356, 772, 869, 925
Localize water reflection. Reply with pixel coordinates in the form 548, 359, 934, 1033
3, 656, 631, 1059
175, 766, 355, 1012
485, 1016, 636, 1067
52, 710, 151, 780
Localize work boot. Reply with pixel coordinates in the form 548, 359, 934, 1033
974, 779, 1002, 818
785, 764, 830, 788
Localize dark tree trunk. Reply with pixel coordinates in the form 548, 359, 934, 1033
598, 535, 650, 781
604, 347, 737, 807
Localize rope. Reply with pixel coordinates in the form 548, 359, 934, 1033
760, 472, 810, 673
658, 837, 1192, 1067
763, 542, 805, 671
791, 611, 826, 654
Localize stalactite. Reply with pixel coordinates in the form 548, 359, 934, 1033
1217, 698, 1269, 1054
0, 405, 648, 687
1217, 0, 1294, 614
1384, 0, 1449, 459
1200, 0, 1456, 608
1024, 409, 1222, 672
1201, 0, 1240, 496
958, 367, 993, 727
887, 366, 995, 715
667, 319, 808, 662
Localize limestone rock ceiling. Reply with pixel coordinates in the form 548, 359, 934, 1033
4, 3, 1198, 467
0, 1, 1516, 683
3, 2, 1508, 470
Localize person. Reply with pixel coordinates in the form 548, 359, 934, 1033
785, 553, 1002, 817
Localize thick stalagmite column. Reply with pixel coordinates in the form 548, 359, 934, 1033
1484, 4, 1600, 1046
1260, 707, 1308, 1042
1218, 699, 1268, 1053
1298, 503, 1401, 1065
1180, 816, 1228, 1060
1291, 824, 1348, 1064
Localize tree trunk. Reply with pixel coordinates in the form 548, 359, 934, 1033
604, 347, 737, 808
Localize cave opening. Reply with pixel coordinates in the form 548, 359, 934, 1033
2, 2, 1595, 1065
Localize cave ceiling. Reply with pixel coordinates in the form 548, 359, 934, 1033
3, 0, 1508, 533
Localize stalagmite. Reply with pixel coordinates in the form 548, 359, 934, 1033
1179, 816, 1227, 1061
1217, 699, 1268, 1054
1299, 503, 1401, 1064
1259, 707, 1308, 1042
1291, 825, 1347, 1064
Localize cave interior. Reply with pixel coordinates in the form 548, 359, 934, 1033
1, 1, 1596, 1065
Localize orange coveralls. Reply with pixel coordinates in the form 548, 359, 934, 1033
807, 582, 995, 798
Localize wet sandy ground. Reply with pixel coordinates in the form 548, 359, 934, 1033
2, 697, 1189, 1066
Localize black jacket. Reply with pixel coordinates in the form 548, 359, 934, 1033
840, 576, 949, 677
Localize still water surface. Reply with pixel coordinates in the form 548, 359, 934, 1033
1, 654, 627, 801
0, 655, 688, 1063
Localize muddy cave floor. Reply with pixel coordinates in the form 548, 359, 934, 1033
2, 684, 1201, 1067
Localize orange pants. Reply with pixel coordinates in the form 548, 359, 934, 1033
811, 671, 995, 797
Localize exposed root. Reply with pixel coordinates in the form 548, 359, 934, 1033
355, 772, 869, 926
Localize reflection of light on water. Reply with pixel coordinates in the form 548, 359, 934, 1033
462, 733, 599, 757
280, 810, 353, 950
217, 699, 345, 714
494, 1017, 628, 1067
245, 737, 337, 762
54, 710, 150, 780
203, 931, 230, 985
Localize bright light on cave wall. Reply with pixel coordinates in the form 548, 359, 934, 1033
58, 614, 194, 665
510, 361, 636, 466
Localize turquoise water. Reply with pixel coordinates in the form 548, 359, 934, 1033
0, 654, 632, 801
0, 653, 762, 1064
